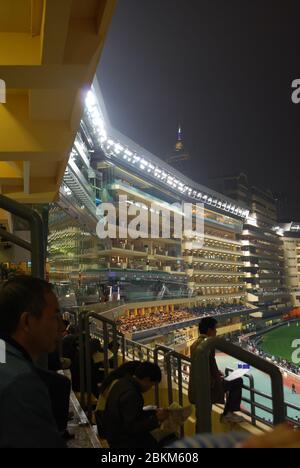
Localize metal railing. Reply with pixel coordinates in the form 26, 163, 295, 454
225, 367, 300, 428
173, 364, 299, 429
240, 323, 300, 376
0, 194, 45, 278
189, 338, 285, 433
72, 309, 299, 437
0, 195, 46, 368
78, 311, 124, 419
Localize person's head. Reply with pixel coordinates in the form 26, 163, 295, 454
100, 360, 141, 395
199, 317, 218, 337
134, 362, 162, 393
0, 276, 63, 360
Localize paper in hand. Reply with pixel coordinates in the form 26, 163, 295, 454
225, 369, 250, 382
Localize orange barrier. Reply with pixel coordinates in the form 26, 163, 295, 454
284, 308, 300, 320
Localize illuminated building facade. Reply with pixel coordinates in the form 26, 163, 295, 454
279, 223, 300, 307
48, 83, 250, 317
213, 174, 291, 316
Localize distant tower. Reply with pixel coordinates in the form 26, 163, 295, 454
166, 124, 190, 166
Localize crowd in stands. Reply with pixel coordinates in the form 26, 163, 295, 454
186, 303, 249, 317
117, 310, 195, 334
0, 276, 299, 448
241, 338, 300, 377
117, 303, 250, 335
254, 287, 289, 297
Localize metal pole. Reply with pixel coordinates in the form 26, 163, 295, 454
166, 353, 174, 406
189, 342, 212, 434
0, 228, 32, 252
0, 195, 45, 279
84, 314, 93, 421
112, 326, 119, 369
79, 312, 86, 409
177, 357, 185, 438
190, 337, 285, 433
103, 322, 110, 376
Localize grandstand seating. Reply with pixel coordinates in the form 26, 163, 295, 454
117, 304, 250, 334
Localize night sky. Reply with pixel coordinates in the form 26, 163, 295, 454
97, 0, 300, 221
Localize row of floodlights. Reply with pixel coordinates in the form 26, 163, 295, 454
85, 90, 249, 219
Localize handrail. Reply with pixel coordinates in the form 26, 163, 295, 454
225, 367, 273, 427
189, 337, 285, 433
81, 311, 124, 419
124, 339, 153, 362
0, 195, 45, 367
0, 227, 32, 251
165, 351, 191, 439
75, 311, 299, 435
0, 194, 45, 278
153, 345, 173, 407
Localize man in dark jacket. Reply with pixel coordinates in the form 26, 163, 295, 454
0, 276, 66, 448
103, 362, 169, 448
190, 317, 244, 424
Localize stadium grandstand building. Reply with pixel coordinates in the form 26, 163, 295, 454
2, 81, 297, 350
212, 174, 292, 325
277, 222, 300, 308
45, 82, 255, 350
1, 2, 299, 448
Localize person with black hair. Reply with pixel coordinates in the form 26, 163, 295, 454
0, 276, 66, 448
98, 360, 141, 398
95, 361, 141, 438
190, 317, 244, 424
101, 361, 169, 448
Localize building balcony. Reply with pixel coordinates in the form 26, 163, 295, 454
192, 281, 245, 288
204, 232, 241, 246
183, 256, 244, 267
200, 245, 242, 256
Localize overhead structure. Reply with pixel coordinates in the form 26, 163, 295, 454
0, 0, 116, 203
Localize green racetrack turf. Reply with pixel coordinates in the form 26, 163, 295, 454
260, 323, 300, 363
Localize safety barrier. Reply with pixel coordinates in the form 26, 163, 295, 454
71, 310, 298, 437
0, 194, 45, 278
189, 338, 285, 433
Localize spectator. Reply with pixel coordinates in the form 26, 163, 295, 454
40, 316, 72, 439
36, 365, 71, 438
48, 317, 71, 372
0, 276, 66, 448
189, 317, 244, 424
95, 360, 141, 438
63, 335, 106, 398
101, 361, 169, 448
